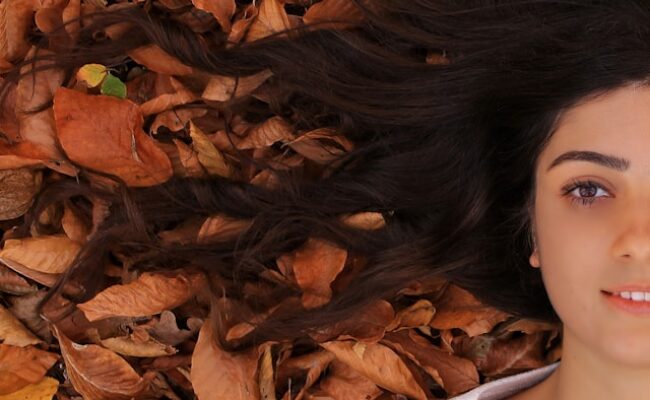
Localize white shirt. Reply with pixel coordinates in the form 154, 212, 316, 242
449, 361, 560, 400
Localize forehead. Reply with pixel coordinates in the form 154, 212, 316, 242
538, 83, 650, 170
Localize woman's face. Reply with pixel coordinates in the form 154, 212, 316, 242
531, 82, 650, 367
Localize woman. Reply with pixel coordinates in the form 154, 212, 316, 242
2, 0, 648, 398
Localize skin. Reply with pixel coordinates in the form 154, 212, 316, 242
509, 82, 650, 400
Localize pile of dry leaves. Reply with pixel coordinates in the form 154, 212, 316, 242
0, 0, 562, 399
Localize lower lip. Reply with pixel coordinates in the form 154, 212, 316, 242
603, 291, 650, 315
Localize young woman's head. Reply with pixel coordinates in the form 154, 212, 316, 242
3, 0, 650, 362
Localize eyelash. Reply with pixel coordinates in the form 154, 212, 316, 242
561, 179, 611, 208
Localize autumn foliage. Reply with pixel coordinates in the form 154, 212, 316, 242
0, 0, 562, 399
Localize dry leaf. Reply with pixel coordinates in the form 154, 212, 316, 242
189, 121, 233, 177
201, 69, 273, 102
317, 359, 383, 400
52, 323, 152, 400
0, 0, 36, 65
0, 264, 37, 295
0, 167, 41, 220
146, 310, 203, 346
0, 304, 41, 347
245, 0, 291, 42
77, 270, 206, 321
53, 87, 173, 187
197, 214, 253, 244
340, 211, 385, 230
277, 237, 347, 309
127, 44, 194, 76
0, 376, 59, 400
192, 0, 236, 33
236, 116, 294, 149
99, 329, 178, 358
190, 319, 261, 400
386, 299, 435, 331
0, 344, 59, 395
320, 340, 427, 400
302, 0, 365, 29
0, 234, 81, 274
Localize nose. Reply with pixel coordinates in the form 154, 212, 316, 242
613, 199, 650, 263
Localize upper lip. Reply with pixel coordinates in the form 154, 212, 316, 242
604, 284, 650, 293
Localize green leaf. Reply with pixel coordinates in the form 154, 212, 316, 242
100, 74, 127, 99
77, 64, 108, 88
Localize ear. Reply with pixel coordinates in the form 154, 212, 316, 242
529, 215, 541, 268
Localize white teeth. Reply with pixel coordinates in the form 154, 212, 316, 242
616, 291, 650, 301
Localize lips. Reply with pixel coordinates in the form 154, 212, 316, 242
604, 284, 650, 293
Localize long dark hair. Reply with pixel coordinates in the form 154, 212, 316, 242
2, 0, 648, 394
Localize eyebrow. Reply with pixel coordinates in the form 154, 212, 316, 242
546, 150, 630, 172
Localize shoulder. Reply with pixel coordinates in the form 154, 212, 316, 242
449, 361, 560, 400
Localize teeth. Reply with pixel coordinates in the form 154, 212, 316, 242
615, 291, 650, 301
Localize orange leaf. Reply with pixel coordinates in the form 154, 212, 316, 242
190, 319, 261, 400
192, 0, 236, 33
0, 344, 59, 395
245, 0, 291, 42
53, 87, 173, 187
320, 340, 427, 400
77, 270, 206, 321
52, 324, 151, 400
127, 44, 194, 76
303, 0, 365, 29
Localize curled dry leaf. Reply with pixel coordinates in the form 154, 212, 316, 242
0, 0, 36, 66
52, 323, 152, 400
127, 44, 194, 76
172, 138, 209, 178
309, 299, 394, 343
53, 87, 173, 187
61, 200, 91, 244
0, 344, 59, 395
192, 0, 236, 33
236, 116, 295, 149
139, 77, 197, 116
276, 350, 335, 400
96, 328, 178, 358
197, 214, 253, 244
146, 310, 203, 346
0, 234, 81, 274
0, 168, 41, 220
0, 376, 59, 400
429, 284, 510, 337
77, 270, 206, 321
0, 304, 41, 346
245, 0, 291, 42
386, 299, 436, 332
382, 329, 479, 397
0, 264, 37, 295
302, 0, 366, 29
151, 107, 208, 133
201, 69, 273, 102
277, 237, 347, 309
189, 121, 233, 178
317, 359, 383, 400
320, 340, 428, 400
285, 128, 354, 164
190, 318, 261, 400
340, 211, 385, 230
7, 290, 51, 342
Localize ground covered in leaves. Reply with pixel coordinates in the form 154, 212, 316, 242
0, 0, 562, 398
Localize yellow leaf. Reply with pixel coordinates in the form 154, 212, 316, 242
76, 63, 107, 88
189, 121, 232, 178
0, 234, 81, 274
0, 376, 58, 400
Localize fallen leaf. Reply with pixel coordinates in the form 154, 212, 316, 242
320, 340, 427, 400
0, 264, 37, 295
0, 234, 81, 274
386, 299, 435, 332
77, 270, 206, 321
146, 310, 203, 346
277, 237, 347, 309
192, 0, 236, 33
245, 0, 291, 42
0, 376, 59, 400
0, 0, 36, 65
52, 323, 152, 400
302, 0, 365, 29
317, 359, 383, 400
53, 87, 173, 187
0, 344, 59, 395
197, 214, 253, 244
0, 167, 42, 221
98, 328, 178, 358
0, 304, 41, 347
190, 318, 261, 400
127, 44, 194, 76
201, 69, 273, 102
340, 211, 385, 230
189, 121, 233, 177
236, 116, 294, 149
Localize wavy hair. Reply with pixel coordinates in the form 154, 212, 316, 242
3, 0, 650, 355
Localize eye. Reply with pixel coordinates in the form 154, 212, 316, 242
561, 179, 612, 208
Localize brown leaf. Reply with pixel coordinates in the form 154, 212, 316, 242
429, 284, 510, 337
0, 168, 41, 220
150, 107, 208, 133
245, 0, 291, 42
382, 330, 479, 397
285, 128, 354, 164
0, 0, 36, 65
0, 264, 37, 295
201, 69, 273, 102
317, 359, 383, 400
303, 0, 365, 29
97, 328, 178, 358
77, 270, 206, 321
0, 304, 41, 346
308, 299, 394, 343
340, 211, 386, 230
53, 87, 173, 187
0, 234, 81, 274
52, 323, 152, 400
386, 299, 435, 332
277, 237, 347, 309
197, 214, 253, 244
146, 310, 203, 346
61, 200, 91, 244
190, 318, 261, 400
192, 0, 236, 33
172, 138, 209, 178
0, 376, 59, 400
127, 44, 194, 76
7, 290, 51, 342
276, 350, 335, 400
189, 121, 233, 178
236, 116, 295, 149
139, 77, 197, 116
0, 344, 59, 395
320, 340, 427, 400
227, 4, 258, 44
